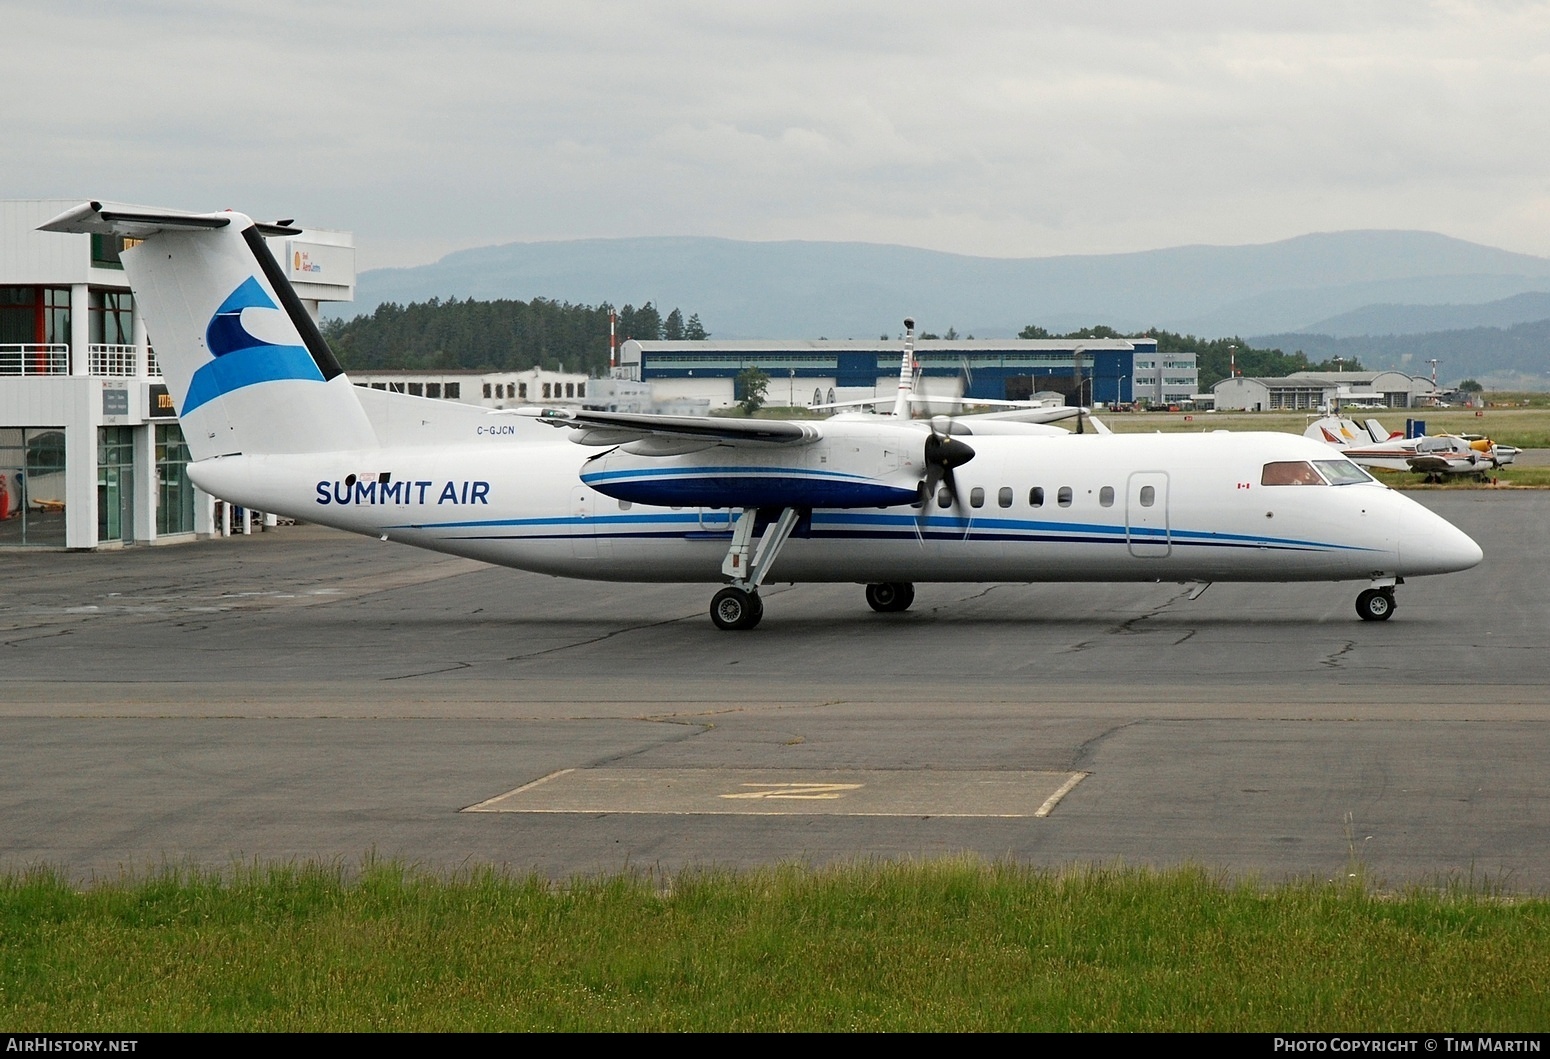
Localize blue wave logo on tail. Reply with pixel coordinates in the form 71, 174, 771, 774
183, 276, 324, 413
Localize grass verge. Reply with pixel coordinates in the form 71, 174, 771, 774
3, 859, 1548, 1031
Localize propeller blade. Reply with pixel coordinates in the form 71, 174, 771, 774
943, 466, 971, 538
919, 432, 975, 540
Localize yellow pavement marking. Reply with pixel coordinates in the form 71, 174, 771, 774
466, 768, 1088, 817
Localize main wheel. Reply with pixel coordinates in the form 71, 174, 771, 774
710, 587, 763, 630
1355, 588, 1396, 622
864, 582, 916, 613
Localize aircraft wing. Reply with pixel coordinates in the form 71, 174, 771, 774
513, 406, 821, 449
807, 395, 1082, 424
1406, 453, 1472, 474
947, 404, 1082, 424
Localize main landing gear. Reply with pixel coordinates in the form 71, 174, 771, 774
865, 582, 915, 613
710, 586, 764, 630
1355, 586, 1397, 622
708, 506, 803, 631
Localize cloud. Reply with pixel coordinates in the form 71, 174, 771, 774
7, 1, 1550, 268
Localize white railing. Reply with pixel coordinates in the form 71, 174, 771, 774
90, 344, 139, 376
0, 344, 68, 376
0, 344, 162, 377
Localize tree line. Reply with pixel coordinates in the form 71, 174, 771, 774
322, 297, 709, 375
1019, 324, 1362, 390
323, 295, 1358, 391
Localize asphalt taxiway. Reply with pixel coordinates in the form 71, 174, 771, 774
1, 490, 1545, 888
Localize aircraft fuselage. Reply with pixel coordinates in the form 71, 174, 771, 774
190, 427, 1479, 586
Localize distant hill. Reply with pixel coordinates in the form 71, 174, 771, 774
341, 230, 1550, 342
1296, 291, 1550, 338
1251, 318, 1550, 389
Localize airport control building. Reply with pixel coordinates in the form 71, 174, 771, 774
0, 199, 355, 548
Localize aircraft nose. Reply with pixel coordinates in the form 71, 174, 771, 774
1398, 507, 1483, 575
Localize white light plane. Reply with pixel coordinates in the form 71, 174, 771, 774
1305, 414, 1517, 483
42, 202, 1483, 627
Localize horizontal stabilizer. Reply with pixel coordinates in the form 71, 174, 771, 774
40, 201, 300, 238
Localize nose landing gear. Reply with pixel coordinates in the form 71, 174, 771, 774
1355, 587, 1396, 622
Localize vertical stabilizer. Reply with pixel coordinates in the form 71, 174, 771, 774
892, 317, 917, 419
39, 202, 378, 461
1363, 418, 1394, 443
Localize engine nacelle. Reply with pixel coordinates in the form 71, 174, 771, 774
580, 424, 924, 509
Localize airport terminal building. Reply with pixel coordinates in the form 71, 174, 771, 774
618, 336, 1190, 410
0, 199, 355, 548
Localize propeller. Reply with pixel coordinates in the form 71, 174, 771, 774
916, 415, 975, 538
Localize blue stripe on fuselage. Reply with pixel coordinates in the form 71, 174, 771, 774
385, 509, 1380, 555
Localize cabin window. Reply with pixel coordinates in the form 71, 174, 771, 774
618, 500, 632, 510
445, 383, 460, 399
1099, 486, 1115, 507
1261, 461, 1325, 486
1029, 487, 1044, 507
426, 383, 441, 399
937, 487, 952, 508
407, 382, 423, 396
1314, 460, 1374, 485
970, 487, 985, 508
1140, 485, 1155, 507
1057, 486, 1073, 507
998, 487, 1013, 508
483, 383, 492, 398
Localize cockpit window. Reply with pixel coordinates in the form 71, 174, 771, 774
1261, 461, 1325, 486
1314, 459, 1374, 485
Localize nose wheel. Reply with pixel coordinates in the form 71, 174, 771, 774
1355, 587, 1396, 622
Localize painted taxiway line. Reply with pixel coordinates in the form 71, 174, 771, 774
465, 767, 1086, 817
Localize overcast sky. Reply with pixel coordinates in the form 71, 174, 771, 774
8, 1, 1550, 271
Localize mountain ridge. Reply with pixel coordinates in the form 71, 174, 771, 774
339, 230, 1550, 385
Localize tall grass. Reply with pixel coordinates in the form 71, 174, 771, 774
3, 860, 1547, 1031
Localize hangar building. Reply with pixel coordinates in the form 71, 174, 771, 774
1213, 370, 1440, 412
618, 336, 1194, 410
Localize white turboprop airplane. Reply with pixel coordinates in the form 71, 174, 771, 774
41, 202, 1484, 627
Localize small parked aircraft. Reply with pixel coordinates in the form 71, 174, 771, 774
1305, 415, 1517, 483
41, 202, 1483, 626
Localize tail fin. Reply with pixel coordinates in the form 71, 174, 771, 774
40, 201, 377, 462
1362, 418, 1393, 444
